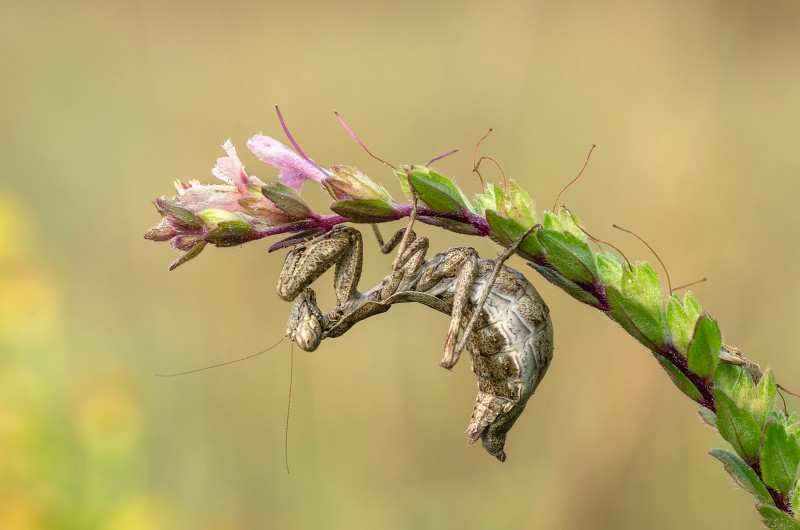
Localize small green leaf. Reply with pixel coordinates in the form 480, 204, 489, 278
606, 286, 665, 351
698, 407, 717, 427
498, 179, 536, 228
542, 210, 564, 231
595, 253, 624, 287
732, 368, 757, 407
168, 241, 207, 271
538, 229, 598, 285
762, 421, 800, 496
667, 291, 704, 356
620, 262, 663, 318
325, 165, 393, 202
714, 363, 745, 395
714, 388, 763, 463
417, 215, 484, 235
330, 199, 398, 223
485, 209, 545, 259
205, 221, 257, 247
753, 369, 778, 431
709, 448, 774, 506
655, 354, 702, 401
757, 505, 800, 530
261, 183, 314, 219
791, 474, 800, 505
196, 208, 249, 227
407, 169, 474, 215
143, 222, 176, 242
473, 184, 502, 217
238, 197, 293, 224
155, 197, 203, 230
555, 208, 588, 241
529, 262, 600, 307
784, 412, 800, 438
687, 314, 721, 379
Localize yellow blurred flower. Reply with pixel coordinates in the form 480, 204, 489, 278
73, 371, 142, 456
101, 495, 170, 530
0, 493, 43, 530
0, 192, 60, 339
0, 193, 33, 263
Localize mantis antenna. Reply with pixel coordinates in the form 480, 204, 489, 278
156, 336, 286, 377
285, 341, 294, 474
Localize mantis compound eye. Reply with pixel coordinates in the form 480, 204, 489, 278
286, 288, 324, 352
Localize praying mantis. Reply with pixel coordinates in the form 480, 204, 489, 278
276, 201, 554, 462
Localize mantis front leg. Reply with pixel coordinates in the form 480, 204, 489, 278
277, 227, 365, 351
277, 226, 363, 306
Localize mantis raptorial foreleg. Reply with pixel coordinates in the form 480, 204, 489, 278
276, 227, 363, 306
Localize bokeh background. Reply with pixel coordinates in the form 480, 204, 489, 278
3, 0, 800, 528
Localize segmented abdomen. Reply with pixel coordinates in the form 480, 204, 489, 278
461, 260, 554, 461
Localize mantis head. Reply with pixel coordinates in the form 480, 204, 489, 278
286, 288, 324, 352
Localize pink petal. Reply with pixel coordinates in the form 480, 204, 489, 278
246, 135, 327, 191
212, 140, 250, 194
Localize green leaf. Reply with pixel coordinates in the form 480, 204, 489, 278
538, 229, 598, 285
529, 262, 600, 307
205, 221, 257, 247
687, 314, 721, 380
698, 407, 717, 427
325, 165, 393, 202
407, 168, 474, 215
620, 262, 663, 319
168, 241, 206, 271
542, 210, 563, 231
261, 183, 314, 219
143, 222, 176, 242
417, 215, 484, 235
753, 369, 778, 431
196, 208, 249, 227
709, 448, 774, 506
784, 412, 800, 438
714, 363, 745, 395
155, 197, 203, 230
498, 179, 536, 228
757, 505, 800, 530
595, 253, 624, 287
655, 354, 702, 401
791, 474, 800, 506
666, 291, 704, 356
330, 199, 398, 223
555, 207, 589, 240
714, 388, 763, 463
606, 286, 665, 351
485, 209, 545, 259
732, 368, 757, 407
473, 184, 502, 216
762, 421, 800, 496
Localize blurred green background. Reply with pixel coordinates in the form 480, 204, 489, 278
3, 0, 800, 528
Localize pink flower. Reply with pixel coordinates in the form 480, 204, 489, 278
211, 140, 265, 193
171, 141, 290, 224
246, 135, 328, 191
